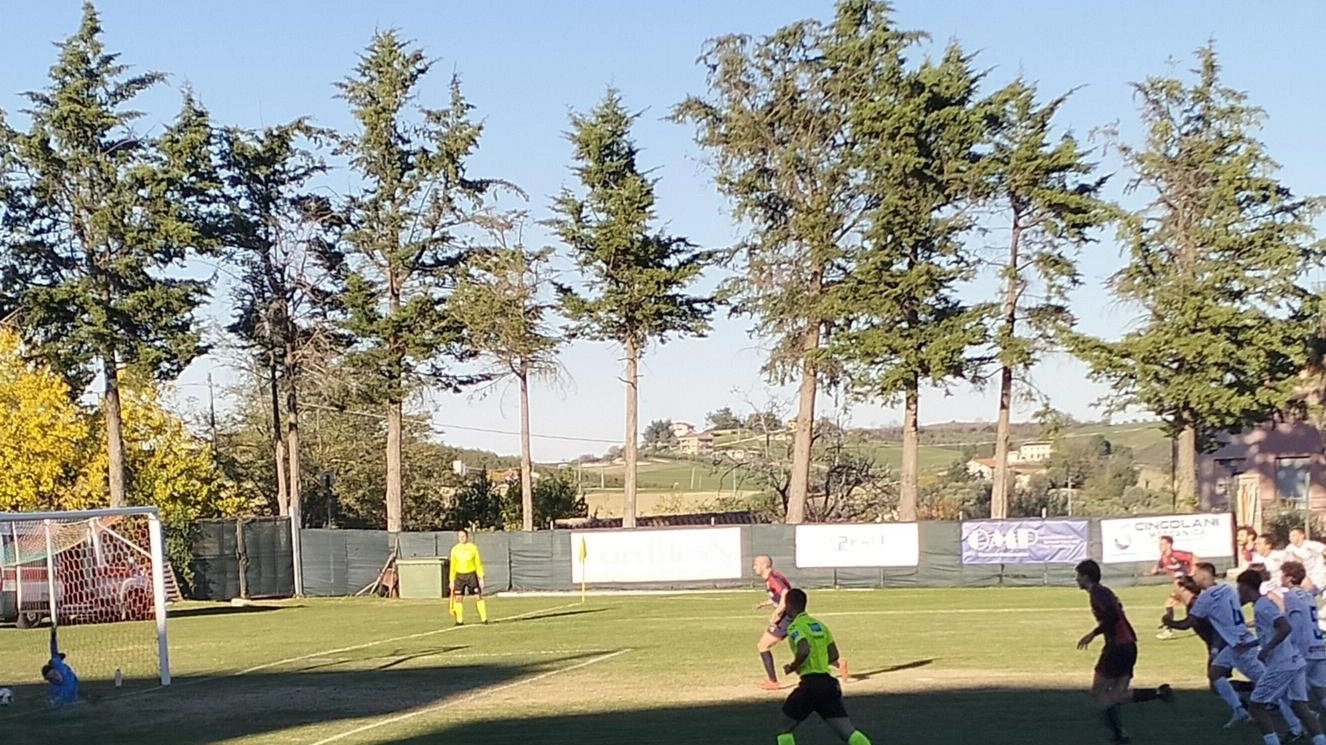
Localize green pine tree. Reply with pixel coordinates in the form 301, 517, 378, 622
673, 0, 924, 524
983, 80, 1111, 518
0, 3, 218, 506
828, 39, 992, 521
218, 119, 341, 526
335, 31, 501, 533
551, 89, 715, 529
450, 212, 563, 531
1067, 45, 1325, 505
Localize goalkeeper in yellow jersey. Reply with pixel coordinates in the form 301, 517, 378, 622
448, 529, 487, 625
775, 589, 872, 745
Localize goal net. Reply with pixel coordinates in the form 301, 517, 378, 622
0, 507, 172, 690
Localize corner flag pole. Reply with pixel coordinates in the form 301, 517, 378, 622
578, 537, 587, 604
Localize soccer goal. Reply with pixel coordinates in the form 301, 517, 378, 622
0, 506, 171, 688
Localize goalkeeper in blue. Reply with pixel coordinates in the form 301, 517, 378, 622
774, 589, 872, 745
41, 627, 79, 706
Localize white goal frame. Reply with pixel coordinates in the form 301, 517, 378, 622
0, 506, 171, 686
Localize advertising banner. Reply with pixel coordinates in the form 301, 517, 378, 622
794, 524, 919, 568
960, 519, 1088, 564
1100, 513, 1234, 564
570, 527, 742, 583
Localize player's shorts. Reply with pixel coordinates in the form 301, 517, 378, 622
452, 571, 481, 596
782, 673, 848, 721
767, 614, 792, 639
1213, 645, 1266, 681
1305, 658, 1326, 689
1252, 666, 1307, 704
1095, 643, 1137, 679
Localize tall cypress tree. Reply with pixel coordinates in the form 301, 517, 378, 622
983, 81, 1110, 518
1068, 46, 1324, 506
336, 32, 496, 534
451, 213, 564, 531
673, 0, 923, 523
829, 42, 992, 521
552, 89, 714, 529
218, 120, 341, 523
0, 3, 217, 506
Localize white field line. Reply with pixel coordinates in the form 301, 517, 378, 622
308, 648, 634, 745
117, 600, 585, 698
621, 606, 1083, 622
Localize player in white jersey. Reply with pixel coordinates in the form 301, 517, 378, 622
1280, 561, 1326, 711
1172, 562, 1264, 727
1237, 569, 1324, 745
1253, 534, 1288, 595
1288, 528, 1326, 589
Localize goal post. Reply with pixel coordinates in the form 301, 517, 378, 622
0, 506, 171, 688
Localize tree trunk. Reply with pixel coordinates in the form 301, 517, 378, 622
386, 400, 403, 534
991, 222, 1023, 520
270, 361, 288, 516
1175, 421, 1198, 508
786, 323, 821, 525
518, 369, 535, 532
623, 338, 640, 529
285, 346, 302, 531
103, 354, 127, 507
991, 363, 1014, 520
899, 382, 920, 522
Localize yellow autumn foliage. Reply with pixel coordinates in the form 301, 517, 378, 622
0, 329, 243, 520
0, 329, 101, 511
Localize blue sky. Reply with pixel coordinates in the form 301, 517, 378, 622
3, 2, 1324, 461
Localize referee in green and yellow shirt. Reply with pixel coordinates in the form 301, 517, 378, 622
775, 589, 871, 745
448, 529, 487, 625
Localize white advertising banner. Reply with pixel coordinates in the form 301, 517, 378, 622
1099, 513, 1235, 564
570, 527, 743, 583
794, 523, 920, 568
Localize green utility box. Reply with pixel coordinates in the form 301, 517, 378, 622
396, 557, 450, 599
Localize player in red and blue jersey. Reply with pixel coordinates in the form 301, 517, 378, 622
753, 555, 849, 690
1076, 559, 1174, 745
755, 555, 795, 690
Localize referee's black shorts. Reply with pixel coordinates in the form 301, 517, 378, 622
452, 572, 482, 596
782, 673, 848, 721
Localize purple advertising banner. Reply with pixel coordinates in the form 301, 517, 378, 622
961, 519, 1089, 564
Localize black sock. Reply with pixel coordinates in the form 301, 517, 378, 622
761, 651, 777, 681
1100, 705, 1124, 738
1132, 689, 1158, 703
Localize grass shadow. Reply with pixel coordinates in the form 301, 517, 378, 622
0, 653, 608, 745
848, 658, 934, 680
169, 604, 295, 619
385, 683, 1277, 745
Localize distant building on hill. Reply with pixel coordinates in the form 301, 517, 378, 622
1011, 441, 1053, 463
678, 431, 714, 456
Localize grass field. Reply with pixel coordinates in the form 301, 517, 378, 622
0, 586, 1270, 745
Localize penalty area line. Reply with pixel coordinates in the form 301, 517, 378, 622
308, 648, 634, 745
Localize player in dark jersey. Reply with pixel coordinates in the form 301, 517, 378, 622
755, 555, 795, 689
1076, 559, 1174, 745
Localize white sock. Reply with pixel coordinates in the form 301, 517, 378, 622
1263, 733, 1281, 745
1311, 734, 1326, 745
1213, 678, 1243, 712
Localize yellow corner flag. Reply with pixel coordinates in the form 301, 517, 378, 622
578, 537, 588, 604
